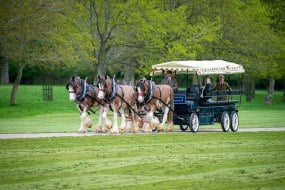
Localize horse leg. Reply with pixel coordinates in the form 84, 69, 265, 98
111, 104, 119, 134
79, 107, 91, 133
144, 107, 155, 133
167, 103, 174, 132
76, 104, 83, 114
119, 107, 126, 133
130, 108, 139, 133
102, 105, 112, 133
95, 106, 103, 133
157, 106, 170, 132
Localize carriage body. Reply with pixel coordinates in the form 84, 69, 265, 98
151, 60, 245, 132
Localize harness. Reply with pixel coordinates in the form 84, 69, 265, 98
143, 81, 175, 113
77, 79, 88, 101
104, 77, 117, 102
145, 80, 154, 103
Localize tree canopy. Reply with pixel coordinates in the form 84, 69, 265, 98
0, 0, 284, 103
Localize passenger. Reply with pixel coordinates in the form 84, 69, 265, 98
212, 75, 231, 101
200, 78, 212, 102
161, 70, 179, 92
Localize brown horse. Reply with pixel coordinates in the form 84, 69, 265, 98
66, 76, 112, 133
135, 79, 174, 132
97, 76, 139, 134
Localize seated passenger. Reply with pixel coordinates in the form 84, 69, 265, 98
212, 75, 231, 101
200, 78, 212, 102
161, 70, 179, 92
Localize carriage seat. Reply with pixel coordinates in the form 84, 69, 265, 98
186, 85, 200, 101
201, 100, 238, 106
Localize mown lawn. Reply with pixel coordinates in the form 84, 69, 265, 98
0, 85, 284, 190
0, 132, 284, 190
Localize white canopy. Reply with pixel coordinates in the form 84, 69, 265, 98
151, 60, 245, 76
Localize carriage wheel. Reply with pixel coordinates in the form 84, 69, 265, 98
230, 111, 239, 132
189, 113, 199, 133
180, 125, 189, 131
221, 111, 230, 132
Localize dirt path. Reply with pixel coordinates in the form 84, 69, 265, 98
0, 127, 284, 139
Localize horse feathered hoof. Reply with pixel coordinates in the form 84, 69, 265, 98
95, 125, 102, 133
157, 124, 165, 132
111, 129, 119, 134
78, 129, 87, 134
167, 125, 174, 132
144, 127, 152, 133
105, 120, 112, 129
101, 127, 108, 133
119, 127, 125, 133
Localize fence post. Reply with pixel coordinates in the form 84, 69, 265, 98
42, 85, 53, 101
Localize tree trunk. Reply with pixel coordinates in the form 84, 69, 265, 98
243, 74, 255, 102
10, 62, 25, 105
123, 62, 135, 86
0, 56, 9, 84
265, 76, 275, 104
283, 77, 285, 102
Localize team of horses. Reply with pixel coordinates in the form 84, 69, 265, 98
66, 76, 174, 133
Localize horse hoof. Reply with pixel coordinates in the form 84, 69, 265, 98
144, 128, 152, 133
95, 128, 102, 133
119, 128, 125, 133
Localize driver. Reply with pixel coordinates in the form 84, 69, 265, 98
161, 70, 179, 92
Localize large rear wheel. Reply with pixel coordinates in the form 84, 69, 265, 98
221, 111, 230, 132
189, 113, 199, 133
230, 111, 239, 132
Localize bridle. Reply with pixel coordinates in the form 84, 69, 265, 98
97, 76, 117, 101
67, 77, 88, 101
136, 79, 154, 103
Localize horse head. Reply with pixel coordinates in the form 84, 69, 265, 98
66, 76, 84, 101
136, 78, 150, 103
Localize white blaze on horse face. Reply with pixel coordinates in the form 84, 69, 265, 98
137, 87, 144, 103
97, 83, 105, 99
68, 86, 76, 101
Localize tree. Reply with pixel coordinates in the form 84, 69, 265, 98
187, 0, 281, 102
262, 0, 285, 102
0, 0, 93, 105
79, 0, 219, 83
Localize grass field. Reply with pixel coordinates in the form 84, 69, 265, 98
0, 132, 284, 190
0, 85, 284, 133
0, 85, 284, 189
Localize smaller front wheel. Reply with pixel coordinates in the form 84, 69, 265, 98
189, 113, 199, 133
221, 111, 230, 132
180, 125, 189, 131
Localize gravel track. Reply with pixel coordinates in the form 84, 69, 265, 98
0, 127, 284, 139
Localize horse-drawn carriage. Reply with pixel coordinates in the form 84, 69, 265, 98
151, 60, 245, 133
66, 60, 244, 134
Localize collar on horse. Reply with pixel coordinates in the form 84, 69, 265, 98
77, 79, 88, 102
104, 76, 117, 101
145, 79, 154, 103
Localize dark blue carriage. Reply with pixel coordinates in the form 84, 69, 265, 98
152, 60, 245, 132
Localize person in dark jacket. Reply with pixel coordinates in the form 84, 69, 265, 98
212, 75, 231, 101
161, 70, 179, 92
200, 77, 212, 102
